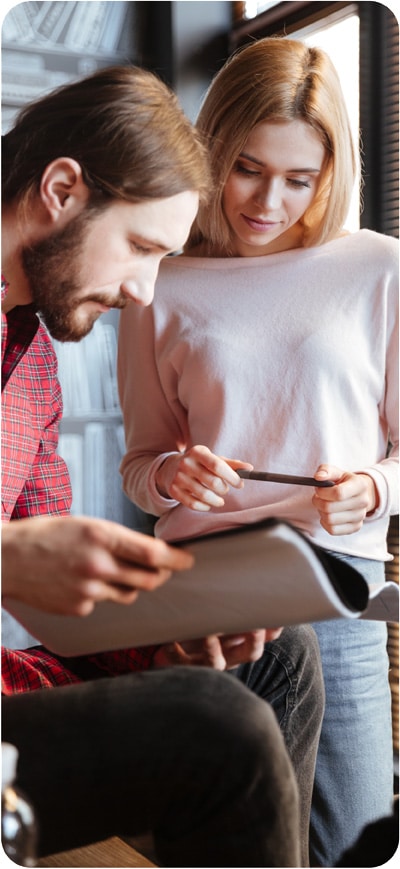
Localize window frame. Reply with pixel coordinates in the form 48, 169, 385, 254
230, 1, 354, 46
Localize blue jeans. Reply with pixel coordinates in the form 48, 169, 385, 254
310, 554, 394, 867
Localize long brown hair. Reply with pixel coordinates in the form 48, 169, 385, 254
187, 37, 356, 253
2, 64, 210, 209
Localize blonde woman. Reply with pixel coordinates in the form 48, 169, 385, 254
119, 38, 398, 866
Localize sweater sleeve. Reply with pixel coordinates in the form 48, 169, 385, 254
118, 300, 182, 516
361, 264, 398, 520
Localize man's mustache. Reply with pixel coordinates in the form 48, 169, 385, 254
75, 292, 129, 310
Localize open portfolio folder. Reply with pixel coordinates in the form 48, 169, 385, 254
4, 518, 399, 657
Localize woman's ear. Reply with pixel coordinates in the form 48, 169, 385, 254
40, 158, 89, 224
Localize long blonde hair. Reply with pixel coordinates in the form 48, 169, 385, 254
187, 37, 357, 254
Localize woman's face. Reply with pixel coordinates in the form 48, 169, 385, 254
222, 119, 326, 256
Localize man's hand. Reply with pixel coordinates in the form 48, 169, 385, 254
155, 445, 253, 511
1, 515, 193, 616
153, 628, 283, 670
312, 464, 379, 535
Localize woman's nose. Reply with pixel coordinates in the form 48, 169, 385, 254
255, 178, 282, 210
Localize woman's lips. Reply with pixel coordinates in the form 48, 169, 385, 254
241, 214, 280, 232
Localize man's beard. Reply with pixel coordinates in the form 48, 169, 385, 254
21, 209, 127, 342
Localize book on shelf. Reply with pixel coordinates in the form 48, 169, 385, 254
100, 324, 120, 412
4, 518, 399, 658
53, 320, 119, 415
58, 423, 126, 523
2, 1, 129, 55
84, 422, 125, 522
57, 433, 84, 515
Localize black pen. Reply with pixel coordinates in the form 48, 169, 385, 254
237, 470, 335, 487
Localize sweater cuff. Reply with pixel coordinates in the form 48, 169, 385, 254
147, 452, 181, 512
360, 466, 390, 520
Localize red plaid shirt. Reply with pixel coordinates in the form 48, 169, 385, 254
1, 279, 157, 694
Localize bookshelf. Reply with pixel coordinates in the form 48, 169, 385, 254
1, 1, 137, 132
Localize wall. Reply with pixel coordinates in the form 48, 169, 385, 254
172, 0, 232, 120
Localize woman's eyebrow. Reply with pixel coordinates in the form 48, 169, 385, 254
239, 151, 265, 166
239, 151, 321, 173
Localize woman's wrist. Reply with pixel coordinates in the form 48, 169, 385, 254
155, 457, 174, 498
358, 473, 380, 515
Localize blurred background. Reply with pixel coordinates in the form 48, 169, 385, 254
1, 0, 398, 779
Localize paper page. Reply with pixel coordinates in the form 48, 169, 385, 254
361, 582, 399, 622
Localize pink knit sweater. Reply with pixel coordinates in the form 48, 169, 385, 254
118, 230, 398, 561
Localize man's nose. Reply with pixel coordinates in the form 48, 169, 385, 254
121, 259, 162, 306
120, 276, 155, 307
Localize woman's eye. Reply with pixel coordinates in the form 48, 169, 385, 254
235, 163, 260, 176
287, 178, 311, 189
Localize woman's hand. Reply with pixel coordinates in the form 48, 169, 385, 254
155, 445, 253, 511
312, 464, 379, 535
153, 628, 282, 670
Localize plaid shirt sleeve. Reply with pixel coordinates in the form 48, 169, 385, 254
1, 647, 83, 693
1, 645, 160, 695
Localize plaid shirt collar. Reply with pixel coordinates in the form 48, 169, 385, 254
1, 274, 39, 390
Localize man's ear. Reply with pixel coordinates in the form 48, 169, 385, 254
40, 158, 89, 224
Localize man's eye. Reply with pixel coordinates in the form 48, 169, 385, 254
131, 241, 151, 254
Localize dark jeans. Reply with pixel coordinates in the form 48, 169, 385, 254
2, 625, 323, 867
234, 624, 325, 867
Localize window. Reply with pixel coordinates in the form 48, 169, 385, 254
241, 1, 282, 17
294, 12, 360, 231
